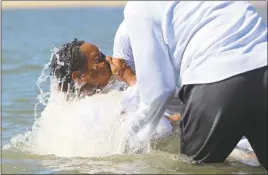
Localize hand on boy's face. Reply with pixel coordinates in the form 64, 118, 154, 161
106, 56, 128, 76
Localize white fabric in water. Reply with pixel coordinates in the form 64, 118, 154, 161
228, 137, 260, 166
236, 136, 254, 152
120, 85, 172, 139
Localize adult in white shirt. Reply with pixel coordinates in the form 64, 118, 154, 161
111, 1, 267, 169
112, 15, 260, 166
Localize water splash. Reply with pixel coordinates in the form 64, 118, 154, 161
34, 47, 59, 120
3, 48, 151, 158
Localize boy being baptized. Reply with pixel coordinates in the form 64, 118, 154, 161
49, 38, 175, 138
49, 39, 259, 166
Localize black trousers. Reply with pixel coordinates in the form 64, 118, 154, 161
178, 66, 267, 170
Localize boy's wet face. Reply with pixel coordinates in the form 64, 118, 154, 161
72, 42, 112, 92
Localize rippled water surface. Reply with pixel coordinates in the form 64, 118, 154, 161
2, 5, 267, 174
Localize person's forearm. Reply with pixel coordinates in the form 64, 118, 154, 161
123, 3, 176, 146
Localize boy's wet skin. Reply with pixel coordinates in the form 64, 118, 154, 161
72, 42, 112, 92
50, 39, 135, 95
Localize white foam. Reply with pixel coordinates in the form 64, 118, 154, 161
3, 48, 152, 158
5, 89, 150, 157
30, 90, 132, 157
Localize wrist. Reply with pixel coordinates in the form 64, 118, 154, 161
115, 61, 136, 86
122, 68, 136, 86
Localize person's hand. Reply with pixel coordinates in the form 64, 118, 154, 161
106, 56, 128, 77
167, 113, 182, 122
106, 56, 136, 86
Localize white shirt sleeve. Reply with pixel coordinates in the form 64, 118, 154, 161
123, 2, 176, 143
113, 20, 136, 73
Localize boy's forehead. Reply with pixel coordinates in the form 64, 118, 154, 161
80, 42, 99, 58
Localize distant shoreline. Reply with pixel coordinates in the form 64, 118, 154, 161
2, 1, 266, 10
2, 1, 127, 10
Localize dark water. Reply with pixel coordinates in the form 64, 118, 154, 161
2, 6, 267, 174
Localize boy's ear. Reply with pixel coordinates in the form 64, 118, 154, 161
72, 71, 88, 82
71, 71, 81, 80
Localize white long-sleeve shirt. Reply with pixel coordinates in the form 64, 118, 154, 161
113, 19, 183, 116
113, 1, 267, 143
